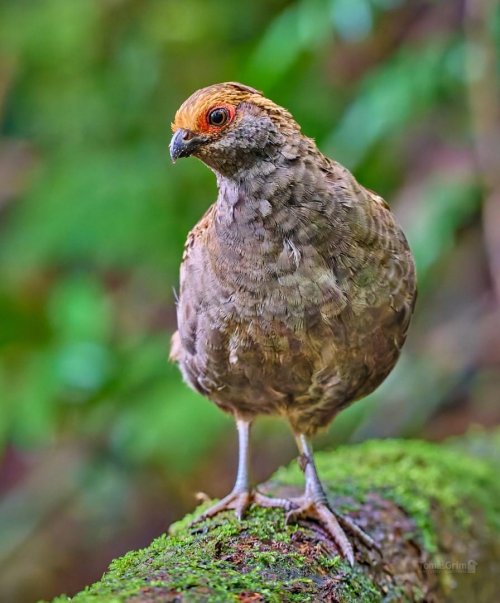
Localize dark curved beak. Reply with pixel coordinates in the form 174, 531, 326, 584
170, 128, 198, 163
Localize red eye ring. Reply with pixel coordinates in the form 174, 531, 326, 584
206, 106, 234, 128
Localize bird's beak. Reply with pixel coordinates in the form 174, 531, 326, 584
170, 128, 198, 163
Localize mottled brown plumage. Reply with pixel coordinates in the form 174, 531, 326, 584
169, 82, 416, 564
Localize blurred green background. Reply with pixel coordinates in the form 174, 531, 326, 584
0, 0, 499, 601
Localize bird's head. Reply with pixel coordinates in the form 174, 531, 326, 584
170, 82, 300, 176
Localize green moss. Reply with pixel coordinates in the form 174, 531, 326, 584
274, 437, 500, 553
46, 504, 380, 603
45, 436, 500, 603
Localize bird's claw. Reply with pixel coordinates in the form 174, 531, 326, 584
191, 490, 295, 526
285, 499, 355, 565
334, 510, 381, 553
191, 490, 253, 524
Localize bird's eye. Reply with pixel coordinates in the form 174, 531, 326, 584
208, 107, 230, 127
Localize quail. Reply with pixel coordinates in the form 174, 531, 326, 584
169, 82, 417, 564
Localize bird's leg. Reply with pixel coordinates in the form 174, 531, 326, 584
192, 418, 254, 521
192, 418, 293, 524
191, 425, 378, 564
285, 434, 379, 565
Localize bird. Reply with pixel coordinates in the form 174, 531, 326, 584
169, 82, 417, 565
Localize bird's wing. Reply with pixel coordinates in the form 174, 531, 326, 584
169, 203, 217, 364
324, 163, 417, 343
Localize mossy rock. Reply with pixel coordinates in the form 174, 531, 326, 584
47, 433, 500, 603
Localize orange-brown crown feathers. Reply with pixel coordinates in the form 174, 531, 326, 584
171, 82, 297, 135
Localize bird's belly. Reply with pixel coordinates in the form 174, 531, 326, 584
178, 297, 402, 426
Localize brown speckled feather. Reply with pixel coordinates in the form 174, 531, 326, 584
170, 83, 416, 436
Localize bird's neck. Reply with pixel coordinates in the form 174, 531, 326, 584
214, 167, 290, 235
213, 135, 319, 231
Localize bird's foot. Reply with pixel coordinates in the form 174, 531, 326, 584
191, 488, 296, 524
285, 498, 354, 565
284, 496, 379, 566
192, 489, 254, 523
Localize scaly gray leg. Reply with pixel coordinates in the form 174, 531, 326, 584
285, 434, 379, 565
192, 419, 253, 521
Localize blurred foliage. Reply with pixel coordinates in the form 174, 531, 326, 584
0, 1, 499, 601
